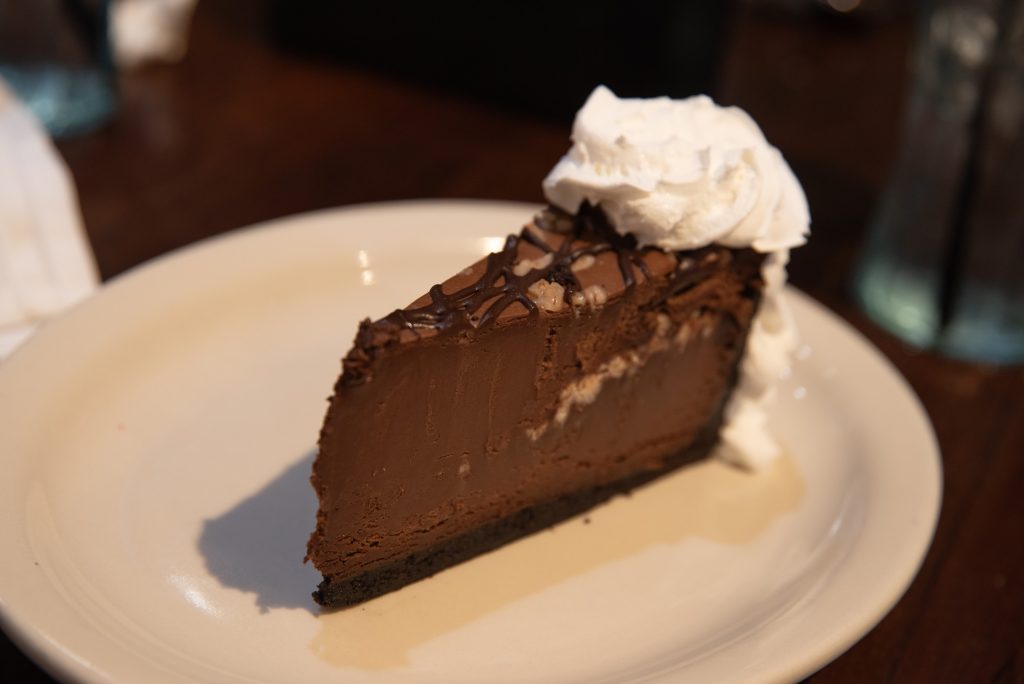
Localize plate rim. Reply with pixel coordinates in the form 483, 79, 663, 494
0, 199, 942, 684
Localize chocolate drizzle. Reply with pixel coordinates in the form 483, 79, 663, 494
383, 232, 534, 331
382, 203, 656, 335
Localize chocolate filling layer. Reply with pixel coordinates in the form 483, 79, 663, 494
313, 410, 725, 609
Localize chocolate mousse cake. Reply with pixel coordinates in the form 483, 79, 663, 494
307, 86, 809, 608
307, 204, 764, 607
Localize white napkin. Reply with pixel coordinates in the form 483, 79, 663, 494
0, 79, 99, 359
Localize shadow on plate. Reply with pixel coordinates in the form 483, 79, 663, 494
198, 450, 321, 613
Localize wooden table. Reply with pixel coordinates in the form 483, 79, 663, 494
3, 3, 1022, 682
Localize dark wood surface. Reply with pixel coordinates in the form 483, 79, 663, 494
3, 3, 1023, 683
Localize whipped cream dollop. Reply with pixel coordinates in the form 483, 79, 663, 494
543, 86, 811, 469
543, 85, 809, 252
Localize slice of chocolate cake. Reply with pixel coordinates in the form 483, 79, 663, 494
306, 204, 765, 608
307, 86, 809, 608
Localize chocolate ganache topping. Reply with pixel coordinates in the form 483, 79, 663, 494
342, 204, 756, 386
385, 203, 654, 332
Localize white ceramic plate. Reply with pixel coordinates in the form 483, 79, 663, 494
0, 201, 941, 684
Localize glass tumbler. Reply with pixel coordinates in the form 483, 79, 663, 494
852, 0, 1024, 364
0, 0, 115, 137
